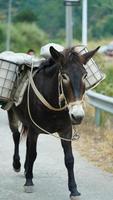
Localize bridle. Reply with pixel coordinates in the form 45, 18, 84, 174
29, 68, 68, 111
27, 60, 83, 141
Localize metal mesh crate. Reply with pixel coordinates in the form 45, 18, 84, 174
0, 59, 18, 102
75, 45, 105, 90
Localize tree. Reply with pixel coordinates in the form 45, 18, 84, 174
0, 22, 48, 52
1, 0, 113, 40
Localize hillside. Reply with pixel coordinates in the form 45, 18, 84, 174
0, 0, 113, 40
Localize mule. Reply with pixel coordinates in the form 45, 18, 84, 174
7, 46, 99, 199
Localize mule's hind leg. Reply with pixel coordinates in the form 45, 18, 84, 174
24, 128, 38, 193
61, 140, 80, 199
7, 109, 21, 172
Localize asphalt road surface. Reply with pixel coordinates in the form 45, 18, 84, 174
0, 109, 113, 200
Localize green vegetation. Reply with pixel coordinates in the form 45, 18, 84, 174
93, 52, 113, 97
10, 22, 48, 53
1, 0, 113, 41
95, 66, 113, 97
0, 22, 48, 53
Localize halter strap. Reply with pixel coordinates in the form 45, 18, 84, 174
29, 73, 67, 111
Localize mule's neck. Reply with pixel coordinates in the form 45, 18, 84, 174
36, 62, 61, 108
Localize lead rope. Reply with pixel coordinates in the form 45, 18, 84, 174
27, 59, 80, 141
58, 71, 68, 108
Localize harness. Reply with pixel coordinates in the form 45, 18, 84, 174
29, 70, 67, 111
27, 61, 81, 141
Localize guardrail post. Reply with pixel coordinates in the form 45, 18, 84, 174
95, 107, 101, 126
86, 90, 113, 127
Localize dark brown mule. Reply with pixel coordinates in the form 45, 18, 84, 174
7, 46, 99, 199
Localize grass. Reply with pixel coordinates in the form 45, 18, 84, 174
73, 104, 113, 173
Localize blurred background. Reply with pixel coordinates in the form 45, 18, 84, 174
1, 0, 113, 52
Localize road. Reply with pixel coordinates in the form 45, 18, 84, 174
0, 109, 113, 200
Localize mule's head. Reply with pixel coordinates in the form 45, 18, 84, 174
50, 46, 100, 125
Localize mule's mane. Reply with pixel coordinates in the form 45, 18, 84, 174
63, 47, 81, 63
39, 57, 55, 72
39, 47, 81, 71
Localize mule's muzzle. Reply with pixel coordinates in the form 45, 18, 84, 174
68, 101, 85, 125
70, 114, 84, 125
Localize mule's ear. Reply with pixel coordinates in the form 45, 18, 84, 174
50, 46, 64, 63
81, 46, 100, 65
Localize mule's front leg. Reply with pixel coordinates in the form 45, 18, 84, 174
24, 131, 38, 193
12, 131, 21, 172
8, 109, 21, 172
61, 140, 80, 199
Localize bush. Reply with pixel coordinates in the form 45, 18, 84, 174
95, 67, 113, 96
0, 23, 7, 52
0, 22, 48, 53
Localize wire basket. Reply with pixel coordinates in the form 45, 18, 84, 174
75, 45, 105, 90
0, 59, 18, 102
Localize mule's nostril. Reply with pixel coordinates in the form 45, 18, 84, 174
76, 116, 83, 122
71, 114, 83, 122
71, 114, 76, 121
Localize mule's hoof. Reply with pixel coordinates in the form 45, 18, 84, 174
24, 185, 34, 193
70, 196, 81, 200
24, 179, 34, 193
13, 161, 21, 173
13, 167, 21, 173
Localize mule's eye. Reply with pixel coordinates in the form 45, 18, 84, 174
62, 74, 69, 81
62, 74, 70, 84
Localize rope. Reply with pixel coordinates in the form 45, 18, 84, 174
58, 71, 68, 108
27, 60, 80, 141
29, 73, 67, 111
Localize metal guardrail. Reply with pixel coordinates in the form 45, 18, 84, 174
86, 90, 113, 126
